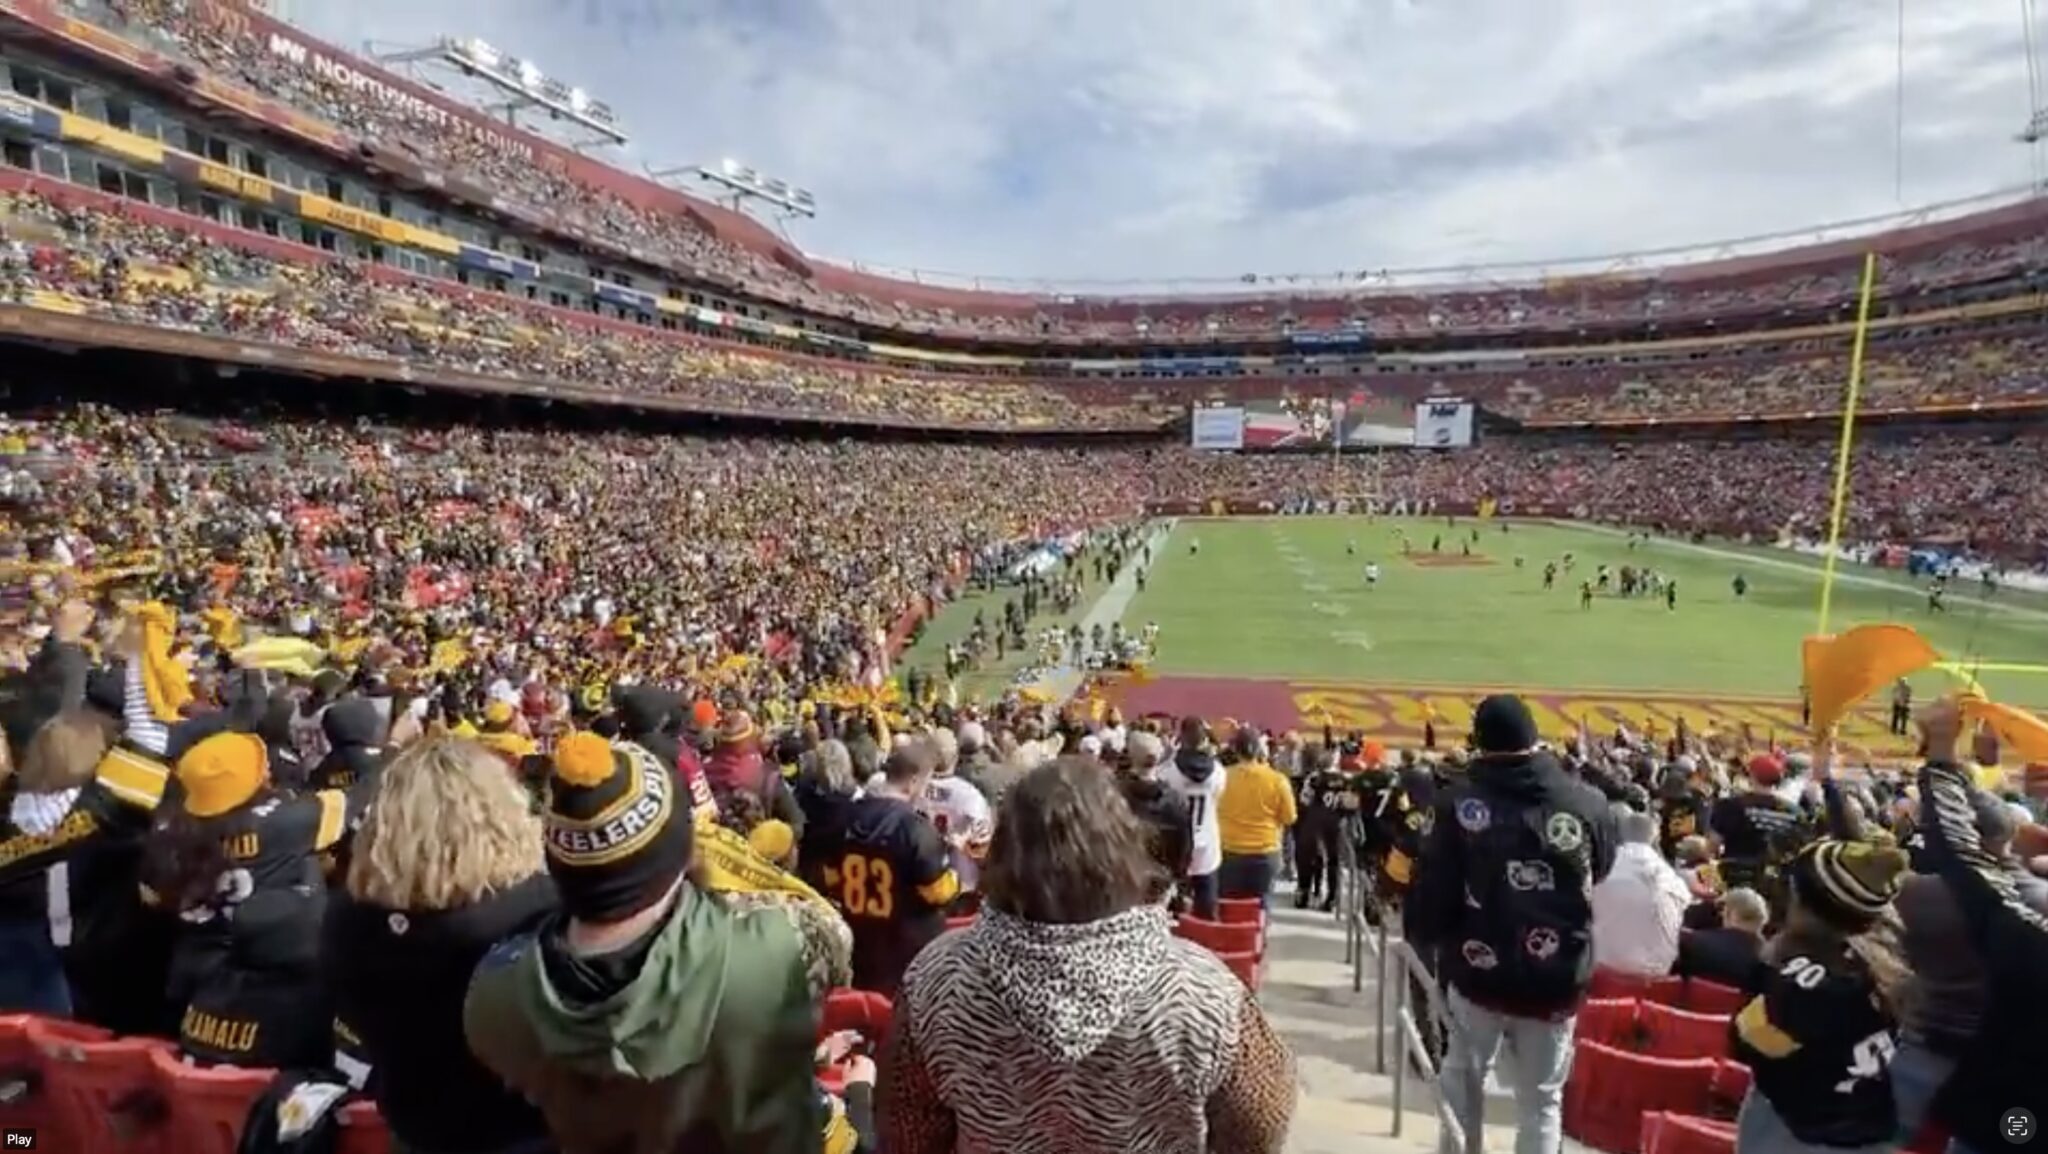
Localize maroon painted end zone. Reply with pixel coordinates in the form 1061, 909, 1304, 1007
1112, 675, 1930, 760
1112, 676, 1304, 733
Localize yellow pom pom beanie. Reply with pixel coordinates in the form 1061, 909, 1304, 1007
176, 731, 269, 818
545, 735, 692, 922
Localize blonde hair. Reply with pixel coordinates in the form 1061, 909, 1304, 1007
347, 734, 545, 910
19, 710, 115, 794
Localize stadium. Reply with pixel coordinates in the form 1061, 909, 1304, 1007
1, 3, 2046, 1154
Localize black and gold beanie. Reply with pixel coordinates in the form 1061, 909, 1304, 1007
1791, 838, 1907, 931
546, 732, 693, 922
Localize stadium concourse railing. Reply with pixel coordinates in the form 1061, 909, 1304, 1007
1335, 828, 1468, 1150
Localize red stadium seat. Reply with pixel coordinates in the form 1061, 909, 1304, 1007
1215, 898, 1267, 954
1562, 1042, 1717, 1154
1638, 1002, 1732, 1060
1706, 1059, 1751, 1119
1646, 976, 1690, 1006
1640, 1111, 1737, 1154
1216, 897, 1265, 926
336, 1099, 392, 1154
1576, 997, 1642, 1049
1590, 968, 1662, 1002
1173, 915, 1263, 959
28, 1020, 172, 1154
0, 1014, 110, 1146
1676, 979, 1747, 1017
820, 989, 894, 1050
944, 914, 977, 933
1213, 949, 1261, 990
147, 1047, 274, 1154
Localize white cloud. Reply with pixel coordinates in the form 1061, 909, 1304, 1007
290, 0, 2039, 289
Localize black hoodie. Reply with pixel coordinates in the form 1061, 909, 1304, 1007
1405, 749, 1618, 1018
324, 873, 558, 1153
614, 686, 687, 775
311, 698, 386, 793
1172, 746, 1220, 785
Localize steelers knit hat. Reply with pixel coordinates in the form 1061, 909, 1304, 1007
546, 732, 693, 922
176, 731, 269, 818
1791, 838, 1908, 931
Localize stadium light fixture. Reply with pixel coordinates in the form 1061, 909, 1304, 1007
649, 158, 817, 221
371, 37, 628, 151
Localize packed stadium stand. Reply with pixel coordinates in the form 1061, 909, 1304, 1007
4, 4, 2048, 1154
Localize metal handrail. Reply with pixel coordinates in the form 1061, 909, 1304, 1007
1336, 828, 1472, 1153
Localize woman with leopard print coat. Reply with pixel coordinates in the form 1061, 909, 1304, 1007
877, 756, 1296, 1152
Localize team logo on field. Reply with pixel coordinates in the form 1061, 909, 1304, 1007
1545, 813, 1586, 855
1461, 940, 1499, 970
1524, 927, 1561, 960
1506, 860, 1556, 892
1456, 798, 1492, 833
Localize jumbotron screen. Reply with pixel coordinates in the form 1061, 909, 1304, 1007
1189, 392, 1444, 451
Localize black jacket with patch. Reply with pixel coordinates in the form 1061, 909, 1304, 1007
1404, 750, 1617, 1019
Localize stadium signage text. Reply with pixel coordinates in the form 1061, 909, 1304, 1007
264, 33, 536, 163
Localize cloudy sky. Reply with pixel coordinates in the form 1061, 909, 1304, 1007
289, 0, 2041, 288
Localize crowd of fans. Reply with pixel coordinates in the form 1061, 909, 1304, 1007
37, 0, 2048, 342
11, 183, 2048, 432
3, 565, 2045, 1150
1482, 332, 2048, 423
0, 189, 1162, 430
4, 408, 2043, 711
1375, 691, 2047, 1154
0, 12, 2038, 1154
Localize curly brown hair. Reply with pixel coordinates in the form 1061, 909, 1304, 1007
981, 756, 1162, 924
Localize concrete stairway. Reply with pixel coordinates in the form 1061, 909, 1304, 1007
1262, 879, 1566, 1154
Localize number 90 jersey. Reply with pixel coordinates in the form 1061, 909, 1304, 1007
1732, 945, 1899, 1148
809, 792, 961, 997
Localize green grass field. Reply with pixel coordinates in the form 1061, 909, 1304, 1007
1127, 517, 2048, 706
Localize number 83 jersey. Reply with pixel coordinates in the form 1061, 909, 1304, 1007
808, 791, 961, 997
1732, 945, 1899, 1149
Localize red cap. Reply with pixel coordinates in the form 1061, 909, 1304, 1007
1747, 753, 1785, 786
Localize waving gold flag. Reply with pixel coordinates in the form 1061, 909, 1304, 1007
1802, 624, 1940, 734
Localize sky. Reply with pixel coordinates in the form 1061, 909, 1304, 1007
289, 0, 2043, 290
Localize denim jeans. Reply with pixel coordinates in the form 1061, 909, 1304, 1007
1218, 851, 1281, 909
1888, 1037, 1956, 1141
1438, 987, 1576, 1154
1736, 1088, 1896, 1154
0, 919, 72, 1016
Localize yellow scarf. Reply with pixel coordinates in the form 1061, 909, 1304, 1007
133, 602, 191, 722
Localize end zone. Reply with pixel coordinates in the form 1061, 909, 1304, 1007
1108, 674, 1921, 759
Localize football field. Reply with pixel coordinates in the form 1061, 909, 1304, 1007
1110, 517, 2048, 761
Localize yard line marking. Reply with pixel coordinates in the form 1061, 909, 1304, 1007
1313, 602, 1349, 617
1332, 630, 1375, 650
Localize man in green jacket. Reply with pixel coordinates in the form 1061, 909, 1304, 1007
465, 733, 836, 1154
